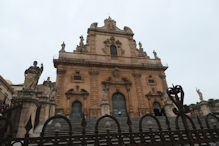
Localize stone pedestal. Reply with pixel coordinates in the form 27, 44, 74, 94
38, 96, 56, 125
164, 100, 176, 117
101, 88, 110, 115
15, 90, 39, 138
101, 101, 110, 115
200, 100, 211, 116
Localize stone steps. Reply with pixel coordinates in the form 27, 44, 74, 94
42, 116, 215, 137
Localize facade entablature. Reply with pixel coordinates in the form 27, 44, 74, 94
54, 57, 167, 71
58, 52, 162, 65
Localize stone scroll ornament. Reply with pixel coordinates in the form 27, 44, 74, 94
167, 85, 190, 115
23, 61, 43, 90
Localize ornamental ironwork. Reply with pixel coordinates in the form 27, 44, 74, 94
0, 85, 218, 145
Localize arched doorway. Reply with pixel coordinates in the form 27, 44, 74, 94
153, 102, 162, 116
112, 93, 127, 117
71, 101, 82, 118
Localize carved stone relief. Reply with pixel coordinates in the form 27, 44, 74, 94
102, 36, 124, 56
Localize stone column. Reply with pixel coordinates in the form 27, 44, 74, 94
200, 101, 211, 116
55, 68, 66, 114
89, 70, 99, 117
38, 100, 50, 125
15, 90, 39, 138
49, 102, 56, 117
164, 100, 176, 117
126, 87, 133, 117
132, 73, 146, 116
101, 88, 110, 115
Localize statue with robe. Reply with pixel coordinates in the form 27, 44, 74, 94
196, 88, 204, 101
153, 50, 160, 59
23, 61, 43, 90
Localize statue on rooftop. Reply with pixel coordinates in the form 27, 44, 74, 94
59, 42, 65, 52
196, 88, 204, 101
74, 35, 87, 53
23, 61, 43, 90
138, 42, 147, 57
79, 35, 84, 47
139, 42, 143, 51
153, 50, 160, 60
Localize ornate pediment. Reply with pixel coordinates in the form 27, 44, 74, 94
65, 87, 89, 99
145, 90, 163, 100
88, 17, 134, 35
102, 75, 132, 87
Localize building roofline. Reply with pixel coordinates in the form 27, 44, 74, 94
0, 75, 14, 93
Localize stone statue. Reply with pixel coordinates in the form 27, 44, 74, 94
74, 35, 88, 53
90, 22, 98, 28
113, 67, 120, 78
153, 50, 159, 59
23, 61, 43, 90
138, 42, 147, 57
139, 42, 142, 50
102, 88, 108, 100
196, 88, 204, 101
79, 35, 84, 47
59, 42, 65, 52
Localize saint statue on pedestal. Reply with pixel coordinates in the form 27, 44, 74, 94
23, 61, 43, 90
196, 88, 204, 101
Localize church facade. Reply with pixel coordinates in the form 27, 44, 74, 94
54, 17, 169, 118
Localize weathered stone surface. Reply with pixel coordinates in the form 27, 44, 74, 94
53, 18, 171, 118
23, 61, 43, 90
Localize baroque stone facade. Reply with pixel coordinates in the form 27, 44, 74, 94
54, 17, 171, 118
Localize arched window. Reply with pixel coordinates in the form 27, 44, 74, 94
110, 45, 117, 56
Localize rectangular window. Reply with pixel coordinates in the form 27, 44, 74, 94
148, 79, 155, 84
74, 76, 81, 80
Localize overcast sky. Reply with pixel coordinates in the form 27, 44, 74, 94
0, 0, 218, 104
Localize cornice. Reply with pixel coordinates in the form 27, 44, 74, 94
88, 28, 134, 36
53, 58, 168, 71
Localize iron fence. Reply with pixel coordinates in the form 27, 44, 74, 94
0, 85, 219, 146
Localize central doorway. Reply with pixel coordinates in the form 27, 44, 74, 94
71, 101, 82, 118
112, 93, 127, 117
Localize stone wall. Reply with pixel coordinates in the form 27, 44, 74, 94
54, 18, 170, 118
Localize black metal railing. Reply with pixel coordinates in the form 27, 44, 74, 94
0, 85, 219, 146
